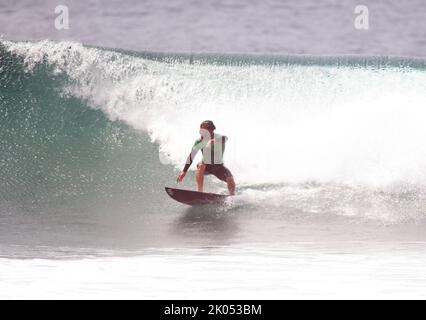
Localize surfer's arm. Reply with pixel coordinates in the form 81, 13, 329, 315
176, 149, 197, 183
177, 139, 203, 182
182, 152, 196, 172
182, 138, 204, 172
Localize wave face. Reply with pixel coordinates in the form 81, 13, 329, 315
0, 41, 168, 216
2, 40, 426, 224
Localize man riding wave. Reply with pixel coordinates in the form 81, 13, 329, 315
176, 120, 236, 195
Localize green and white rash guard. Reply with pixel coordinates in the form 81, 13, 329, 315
183, 133, 228, 172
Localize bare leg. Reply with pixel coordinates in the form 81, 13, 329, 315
196, 163, 206, 192
226, 176, 236, 195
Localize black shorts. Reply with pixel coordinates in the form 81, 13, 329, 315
201, 164, 233, 182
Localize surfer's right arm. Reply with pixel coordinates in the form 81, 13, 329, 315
176, 138, 204, 182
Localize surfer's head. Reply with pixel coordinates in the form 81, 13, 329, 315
199, 120, 215, 138
200, 120, 216, 131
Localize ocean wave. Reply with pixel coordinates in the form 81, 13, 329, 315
2, 40, 426, 223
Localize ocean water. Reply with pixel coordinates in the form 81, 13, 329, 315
1, 1, 426, 299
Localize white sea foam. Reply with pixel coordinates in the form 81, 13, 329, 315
1, 246, 426, 299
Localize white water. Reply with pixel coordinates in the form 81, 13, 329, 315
1, 246, 426, 299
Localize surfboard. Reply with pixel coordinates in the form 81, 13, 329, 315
165, 187, 229, 206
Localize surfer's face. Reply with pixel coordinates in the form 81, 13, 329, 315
199, 128, 214, 138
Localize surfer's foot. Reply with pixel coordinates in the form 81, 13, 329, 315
226, 177, 235, 195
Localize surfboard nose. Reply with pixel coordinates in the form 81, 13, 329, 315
165, 187, 174, 196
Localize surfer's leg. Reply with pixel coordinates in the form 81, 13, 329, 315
226, 176, 235, 195
210, 165, 235, 195
196, 162, 206, 192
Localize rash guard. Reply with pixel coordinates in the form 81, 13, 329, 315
183, 133, 228, 172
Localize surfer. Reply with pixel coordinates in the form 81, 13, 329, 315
176, 120, 236, 195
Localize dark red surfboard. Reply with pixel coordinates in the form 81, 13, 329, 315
165, 187, 229, 206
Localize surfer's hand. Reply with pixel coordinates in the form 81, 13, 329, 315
176, 171, 186, 183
